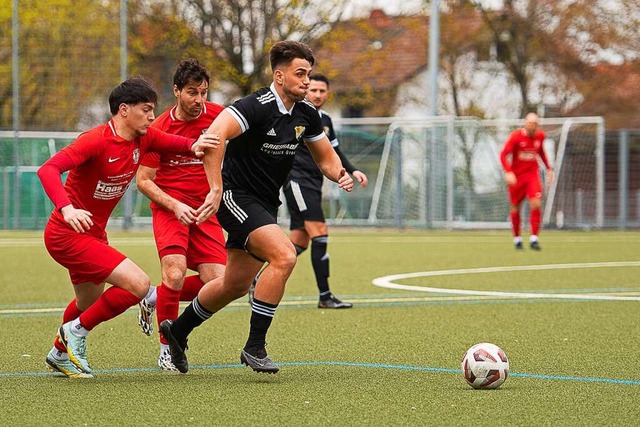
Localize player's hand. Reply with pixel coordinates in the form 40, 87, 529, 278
337, 168, 353, 192
504, 171, 517, 186
352, 170, 369, 189
195, 189, 221, 225
191, 133, 221, 157
172, 201, 197, 225
60, 205, 94, 233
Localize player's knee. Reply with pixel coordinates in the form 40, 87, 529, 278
162, 265, 186, 289
273, 247, 297, 272
130, 272, 151, 299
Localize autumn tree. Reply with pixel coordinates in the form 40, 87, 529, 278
0, 0, 120, 131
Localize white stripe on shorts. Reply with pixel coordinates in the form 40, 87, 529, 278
290, 181, 307, 212
223, 190, 248, 223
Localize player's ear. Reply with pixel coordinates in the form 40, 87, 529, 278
173, 85, 180, 98
119, 103, 128, 117
274, 69, 284, 85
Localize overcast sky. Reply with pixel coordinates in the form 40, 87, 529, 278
345, 0, 504, 17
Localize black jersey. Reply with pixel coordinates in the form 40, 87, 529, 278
223, 84, 325, 207
286, 110, 336, 190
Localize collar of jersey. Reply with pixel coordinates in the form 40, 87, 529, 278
270, 83, 294, 115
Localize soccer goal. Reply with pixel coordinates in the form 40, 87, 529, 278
352, 116, 604, 229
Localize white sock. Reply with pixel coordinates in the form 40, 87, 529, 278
160, 343, 170, 355
530, 235, 539, 243
50, 347, 68, 360
145, 286, 157, 306
513, 236, 522, 244
70, 318, 89, 337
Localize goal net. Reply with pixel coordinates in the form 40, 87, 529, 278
355, 116, 604, 229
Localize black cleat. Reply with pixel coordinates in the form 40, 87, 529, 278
530, 241, 541, 251
159, 320, 189, 373
318, 294, 353, 309
240, 348, 280, 374
514, 241, 523, 250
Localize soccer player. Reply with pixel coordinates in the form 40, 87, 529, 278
499, 112, 554, 250
135, 59, 227, 371
37, 76, 219, 378
160, 40, 354, 374
282, 73, 368, 308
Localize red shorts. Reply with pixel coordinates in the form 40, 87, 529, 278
151, 207, 227, 271
44, 221, 126, 285
508, 175, 543, 206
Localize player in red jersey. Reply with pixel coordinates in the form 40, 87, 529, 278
135, 59, 227, 371
500, 112, 554, 250
37, 76, 219, 378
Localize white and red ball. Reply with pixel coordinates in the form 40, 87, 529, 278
461, 342, 509, 389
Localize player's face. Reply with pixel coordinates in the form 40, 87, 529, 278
279, 58, 312, 103
175, 80, 208, 120
307, 80, 329, 109
126, 102, 156, 136
524, 118, 539, 137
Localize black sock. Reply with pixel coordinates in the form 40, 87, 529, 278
171, 297, 213, 343
244, 298, 277, 355
293, 243, 307, 256
311, 235, 331, 299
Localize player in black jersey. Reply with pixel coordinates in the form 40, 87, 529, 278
283, 73, 368, 309
159, 41, 353, 374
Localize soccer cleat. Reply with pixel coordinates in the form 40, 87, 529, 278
514, 241, 523, 250
240, 348, 280, 374
317, 294, 353, 309
45, 349, 93, 379
138, 298, 155, 336
58, 322, 92, 374
158, 348, 179, 372
530, 241, 541, 251
159, 320, 189, 373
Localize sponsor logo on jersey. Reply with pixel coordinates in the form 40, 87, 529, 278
94, 179, 129, 200
108, 156, 120, 163
294, 126, 305, 140
267, 128, 276, 136
133, 148, 140, 164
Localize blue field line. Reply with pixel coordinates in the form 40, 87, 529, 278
2, 361, 640, 386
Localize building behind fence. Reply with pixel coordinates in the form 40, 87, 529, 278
1, 116, 639, 230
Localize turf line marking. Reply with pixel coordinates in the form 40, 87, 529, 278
372, 261, 640, 301
4, 361, 640, 385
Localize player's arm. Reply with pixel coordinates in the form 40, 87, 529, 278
499, 134, 517, 186
136, 165, 197, 225
334, 145, 368, 189
37, 150, 93, 233
195, 109, 243, 224
306, 134, 353, 192
537, 135, 554, 185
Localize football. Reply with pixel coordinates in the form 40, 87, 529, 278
461, 342, 509, 389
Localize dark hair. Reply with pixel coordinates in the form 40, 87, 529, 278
108, 76, 157, 115
310, 73, 330, 87
269, 40, 315, 71
173, 58, 210, 90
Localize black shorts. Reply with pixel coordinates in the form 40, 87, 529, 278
217, 189, 277, 251
283, 179, 325, 230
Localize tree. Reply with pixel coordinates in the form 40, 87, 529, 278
165, 0, 348, 98
0, 0, 121, 131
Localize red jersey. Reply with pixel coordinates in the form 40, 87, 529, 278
500, 128, 550, 178
45, 120, 194, 236
141, 101, 224, 208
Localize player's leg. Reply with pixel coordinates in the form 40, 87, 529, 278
303, 221, 352, 308
527, 178, 544, 250
508, 182, 525, 249
239, 224, 297, 373
138, 207, 189, 337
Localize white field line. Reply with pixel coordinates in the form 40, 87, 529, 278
372, 261, 640, 301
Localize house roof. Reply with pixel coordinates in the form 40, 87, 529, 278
313, 9, 429, 93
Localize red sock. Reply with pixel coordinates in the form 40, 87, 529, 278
156, 283, 181, 344
54, 299, 83, 351
531, 208, 541, 236
78, 287, 141, 331
180, 275, 204, 301
510, 210, 521, 237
